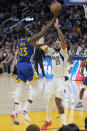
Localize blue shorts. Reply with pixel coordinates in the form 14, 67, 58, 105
83, 77, 87, 86
16, 62, 34, 83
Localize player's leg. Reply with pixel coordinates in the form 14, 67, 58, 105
11, 81, 24, 125
64, 79, 74, 104
39, 60, 45, 77
55, 79, 66, 126
41, 78, 56, 130
75, 87, 85, 108
19, 79, 39, 122
55, 97, 66, 125
35, 60, 39, 75
41, 93, 55, 130
11, 62, 26, 124
75, 77, 87, 108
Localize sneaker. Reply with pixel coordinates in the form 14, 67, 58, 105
70, 98, 75, 104
18, 110, 31, 122
41, 120, 52, 130
11, 113, 19, 125
75, 101, 83, 108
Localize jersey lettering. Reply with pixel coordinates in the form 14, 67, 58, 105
20, 47, 27, 56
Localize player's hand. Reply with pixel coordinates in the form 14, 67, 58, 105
54, 11, 58, 18
54, 18, 59, 28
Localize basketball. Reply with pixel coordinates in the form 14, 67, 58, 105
50, 2, 61, 13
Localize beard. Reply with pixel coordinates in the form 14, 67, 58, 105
54, 48, 61, 52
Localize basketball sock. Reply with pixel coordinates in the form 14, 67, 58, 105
28, 80, 39, 101
15, 81, 24, 103
60, 113, 66, 125
46, 94, 55, 122
23, 101, 29, 112
14, 103, 19, 114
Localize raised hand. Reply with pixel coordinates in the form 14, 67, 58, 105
54, 18, 59, 28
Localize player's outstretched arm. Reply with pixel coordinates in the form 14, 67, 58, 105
29, 13, 57, 45
35, 39, 52, 48
54, 18, 67, 50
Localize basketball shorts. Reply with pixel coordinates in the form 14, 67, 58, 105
16, 62, 36, 83
48, 77, 65, 99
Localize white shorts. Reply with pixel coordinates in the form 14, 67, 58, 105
48, 77, 65, 99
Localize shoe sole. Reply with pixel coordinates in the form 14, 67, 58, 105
18, 110, 30, 122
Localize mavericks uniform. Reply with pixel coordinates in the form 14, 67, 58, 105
48, 47, 67, 99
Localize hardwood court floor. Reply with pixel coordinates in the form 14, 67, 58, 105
0, 75, 87, 131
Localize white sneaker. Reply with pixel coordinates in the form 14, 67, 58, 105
75, 101, 83, 108
70, 98, 75, 104
18, 110, 31, 122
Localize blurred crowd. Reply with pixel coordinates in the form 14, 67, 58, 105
0, 0, 87, 74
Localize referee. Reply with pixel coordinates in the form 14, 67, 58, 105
34, 47, 45, 77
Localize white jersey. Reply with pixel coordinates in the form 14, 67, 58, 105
48, 47, 68, 78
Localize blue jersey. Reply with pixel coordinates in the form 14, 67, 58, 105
17, 38, 34, 62
16, 37, 37, 83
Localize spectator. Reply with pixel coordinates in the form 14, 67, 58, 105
68, 123, 80, 131
0, 36, 3, 49
76, 44, 82, 55
0, 51, 7, 74
26, 124, 40, 131
58, 125, 74, 131
34, 45, 45, 77
79, 50, 84, 56
85, 117, 87, 130
2, 49, 14, 74
71, 49, 78, 57
73, 24, 81, 34
34, 36, 45, 77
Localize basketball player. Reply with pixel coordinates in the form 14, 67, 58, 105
41, 18, 68, 130
75, 59, 87, 108
10, 12, 58, 125
63, 55, 75, 104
